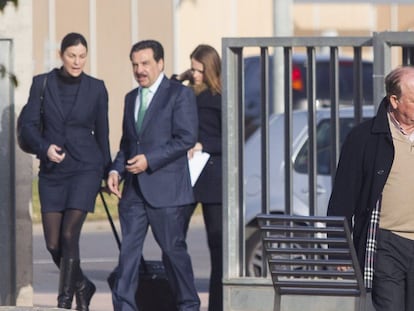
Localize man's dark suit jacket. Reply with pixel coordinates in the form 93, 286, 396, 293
111, 76, 198, 207
19, 69, 111, 175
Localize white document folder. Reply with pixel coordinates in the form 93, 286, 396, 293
188, 151, 210, 186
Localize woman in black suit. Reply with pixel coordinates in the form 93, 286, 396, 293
19, 33, 111, 310
174, 44, 223, 311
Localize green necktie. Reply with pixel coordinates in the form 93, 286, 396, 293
136, 87, 149, 132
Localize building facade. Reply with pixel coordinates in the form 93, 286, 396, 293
30, 0, 414, 155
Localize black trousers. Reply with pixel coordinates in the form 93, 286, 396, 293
184, 203, 223, 311
372, 229, 414, 311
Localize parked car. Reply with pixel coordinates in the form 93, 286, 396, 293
244, 54, 373, 138
243, 106, 375, 276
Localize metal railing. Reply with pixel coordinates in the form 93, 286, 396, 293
222, 32, 414, 311
257, 214, 366, 310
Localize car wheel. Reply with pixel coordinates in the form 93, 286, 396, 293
245, 229, 264, 277
245, 227, 309, 277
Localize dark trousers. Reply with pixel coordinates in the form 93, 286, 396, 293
372, 228, 414, 311
112, 182, 200, 311
185, 203, 223, 311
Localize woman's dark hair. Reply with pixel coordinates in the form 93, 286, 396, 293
60, 32, 88, 53
129, 40, 164, 62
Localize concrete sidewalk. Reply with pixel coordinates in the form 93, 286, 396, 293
33, 292, 209, 310
32, 217, 209, 311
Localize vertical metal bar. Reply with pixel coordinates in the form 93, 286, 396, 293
283, 47, 295, 264
0, 39, 16, 305
354, 47, 363, 124
221, 42, 244, 279
329, 47, 340, 184
402, 46, 414, 65
260, 47, 270, 216
284, 47, 293, 216
236, 49, 246, 277
9, 39, 16, 306
259, 47, 270, 276
307, 47, 317, 217
372, 32, 391, 111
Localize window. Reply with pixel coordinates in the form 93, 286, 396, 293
293, 117, 360, 175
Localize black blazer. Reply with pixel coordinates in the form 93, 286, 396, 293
193, 89, 222, 204
20, 69, 111, 176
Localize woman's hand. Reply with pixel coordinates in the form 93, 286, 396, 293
178, 69, 193, 82
188, 142, 203, 159
47, 144, 66, 163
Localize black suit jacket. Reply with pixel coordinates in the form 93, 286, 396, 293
111, 76, 198, 208
20, 69, 111, 175
193, 89, 222, 203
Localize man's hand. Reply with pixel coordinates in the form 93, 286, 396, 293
107, 172, 122, 199
125, 154, 148, 174
336, 266, 352, 272
47, 144, 66, 163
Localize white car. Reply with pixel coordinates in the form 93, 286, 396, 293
243, 106, 375, 276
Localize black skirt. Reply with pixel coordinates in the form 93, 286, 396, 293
39, 169, 102, 213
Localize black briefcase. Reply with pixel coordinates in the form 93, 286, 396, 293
100, 191, 177, 311
107, 259, 177, 311
136, 260, 177, 311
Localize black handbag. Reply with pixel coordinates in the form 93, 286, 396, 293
17, 76, 47, 154
99, 191, 177, 311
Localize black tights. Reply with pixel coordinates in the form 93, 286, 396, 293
42, 209, 87, 267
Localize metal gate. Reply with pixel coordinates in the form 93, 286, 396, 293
222, 32, 414, 311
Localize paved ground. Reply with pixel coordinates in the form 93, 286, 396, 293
32, 215, 209, 311
33, 292, 209, 311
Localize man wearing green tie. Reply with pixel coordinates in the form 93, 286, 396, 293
136, 87, 149, 132
107, 39, 200, 311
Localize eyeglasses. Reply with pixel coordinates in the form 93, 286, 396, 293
191, 68, 204, 74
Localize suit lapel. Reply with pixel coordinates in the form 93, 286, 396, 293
127, 88, 139, 136
47, 71, 65, 119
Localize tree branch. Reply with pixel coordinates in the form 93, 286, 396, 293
0, 0, 18, 11
0, 64, 18, 87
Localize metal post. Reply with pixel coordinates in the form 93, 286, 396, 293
273, 0, 293, 114
0, 38, 16, 306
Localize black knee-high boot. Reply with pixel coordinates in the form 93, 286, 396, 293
57, 258, 79, 309
54, 256, 95, 311
75, 275, 96, 311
